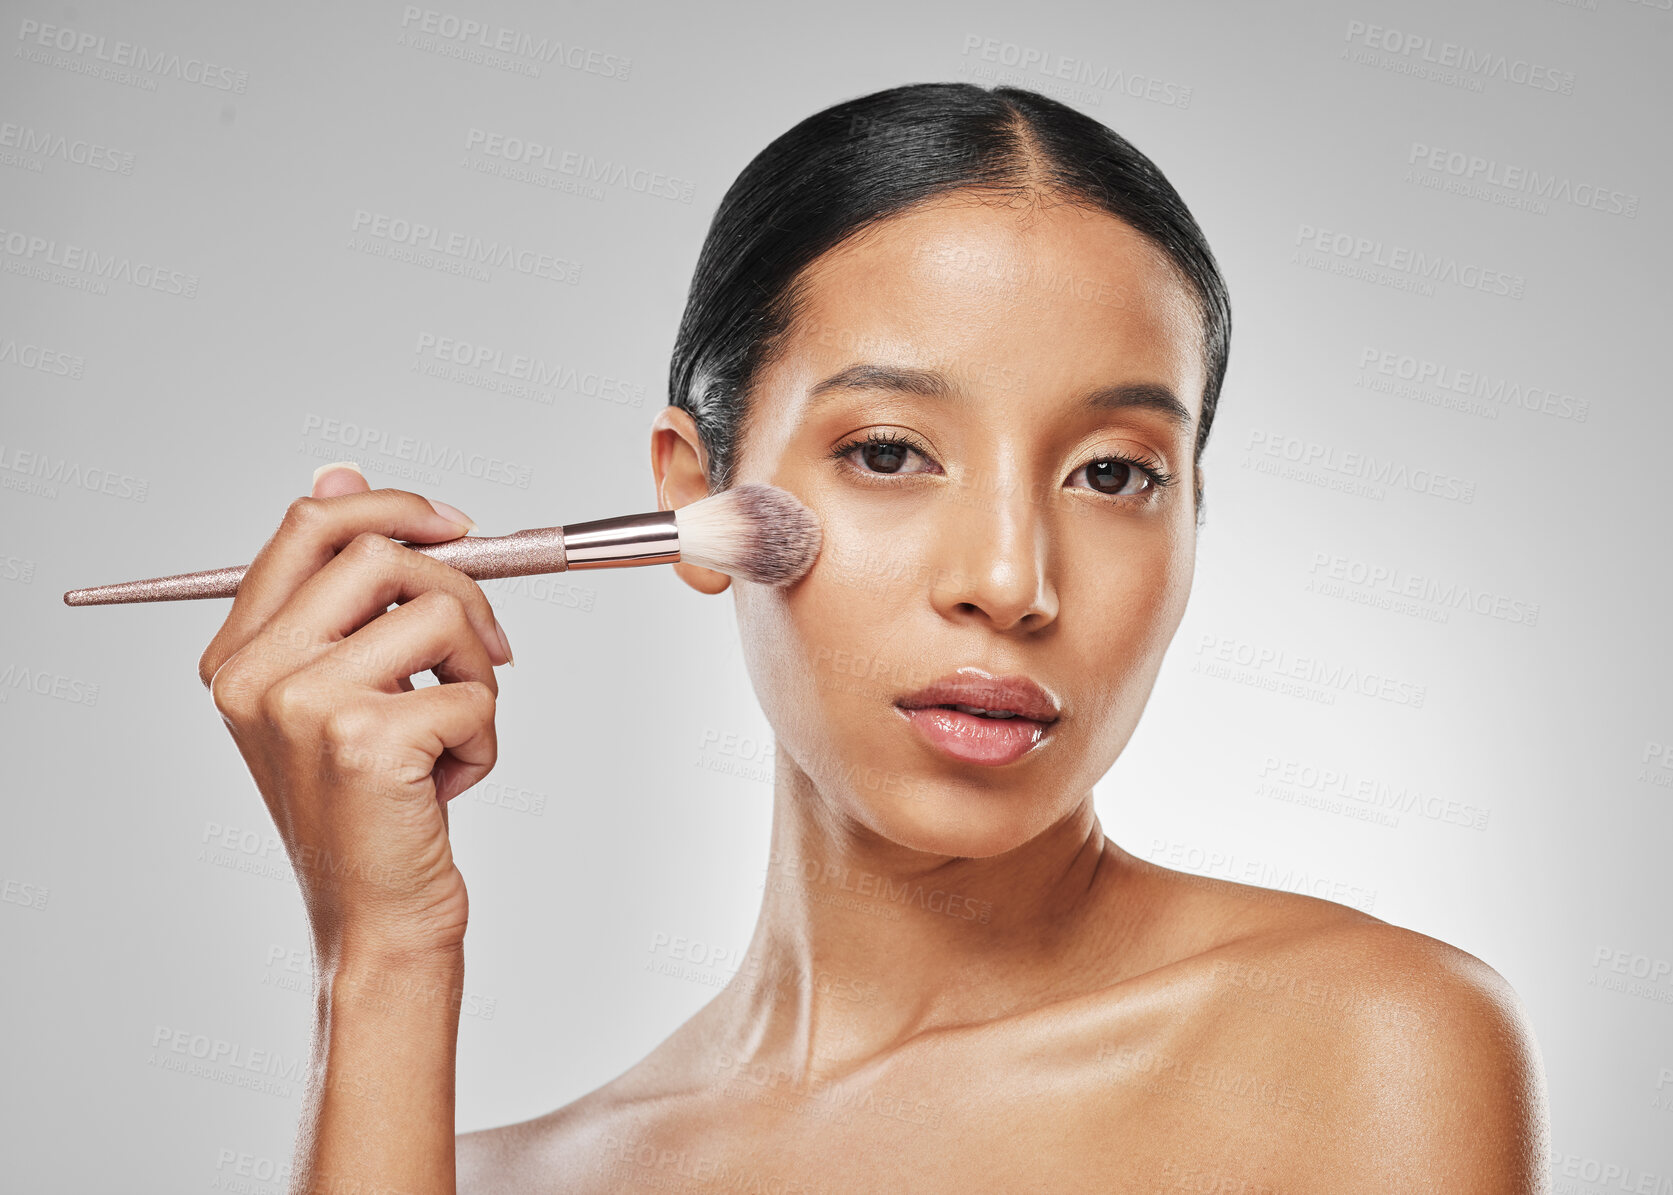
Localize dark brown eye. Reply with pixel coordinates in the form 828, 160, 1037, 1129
860, 440, 910, 473
1084, 460, 1138, 495
1069, 456, 1162, 499
833, 432, 935, 477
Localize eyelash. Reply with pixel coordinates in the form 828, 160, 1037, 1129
827, 430, 1177, 502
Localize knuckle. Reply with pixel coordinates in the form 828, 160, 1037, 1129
320, 708, 393, 780
197, 645, 222, 692
320, 703, 374, 750
280, 495, 329, 534
417, 587, 468, 621
257, 673, 315, 728
347, 530, 391, 558
339, 531, 397, 579
207, 655, 256, 721
458, 579, 495, 622
462, 679, 497, 716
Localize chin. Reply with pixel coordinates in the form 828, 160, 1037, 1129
838, 778, 1066, 860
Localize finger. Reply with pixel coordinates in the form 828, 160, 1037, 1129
202, 484, 480, 682
312, 461, 372, 499
323, 681, 498, 807
381, 681, 500, 806
310, 587, 499, 699
258, 531, 511, 670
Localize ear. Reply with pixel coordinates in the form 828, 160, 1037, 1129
650, 405, 732, 595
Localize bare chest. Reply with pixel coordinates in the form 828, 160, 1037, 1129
538, 1024, 1311, 1194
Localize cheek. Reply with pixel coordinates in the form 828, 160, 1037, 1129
793, 508, 920, 679
808, 495, 930, 603
735, 500, 925, 728
1077, 521, 1194, 678
1031, 502, 1188, 675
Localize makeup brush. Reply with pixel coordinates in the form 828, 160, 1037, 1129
62, 483, 822, 606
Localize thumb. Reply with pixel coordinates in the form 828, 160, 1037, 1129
311, 460, 372, 499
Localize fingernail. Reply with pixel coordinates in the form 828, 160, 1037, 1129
312, 460, 365, 486
427, 497, 477, 533
492, 615, 515, 667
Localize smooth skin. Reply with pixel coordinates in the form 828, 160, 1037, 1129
202, 188, 1549, 1193
199, 464, 511, 1195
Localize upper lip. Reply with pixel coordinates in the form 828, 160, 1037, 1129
894, 670, 1062, 723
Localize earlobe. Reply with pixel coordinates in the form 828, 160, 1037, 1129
672, 560, 732, 595
650, 405, 733, 596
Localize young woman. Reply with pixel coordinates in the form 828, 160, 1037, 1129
198, 83, 1549, 1192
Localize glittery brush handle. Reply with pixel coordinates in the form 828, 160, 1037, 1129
63, 511, 680, 607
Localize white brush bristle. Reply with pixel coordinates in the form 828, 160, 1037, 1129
675, 484, 823, 585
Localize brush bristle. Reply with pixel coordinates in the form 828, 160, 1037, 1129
674, 483, 823, 585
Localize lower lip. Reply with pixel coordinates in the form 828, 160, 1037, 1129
895, 706, 1054, 766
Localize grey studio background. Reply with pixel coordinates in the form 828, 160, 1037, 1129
2, 0, 1669, 1189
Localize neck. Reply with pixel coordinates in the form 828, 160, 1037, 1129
712, 742, 1125, 1083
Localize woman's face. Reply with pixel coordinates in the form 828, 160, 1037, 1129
726, 193, 1206, 858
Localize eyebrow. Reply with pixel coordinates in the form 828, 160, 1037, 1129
806, 362, 1194, 433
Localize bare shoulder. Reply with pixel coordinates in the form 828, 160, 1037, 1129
1246, 914, 1550, 1190
455, 1016, 721, 1194
1094, 861, 1552, 1190
455, 1098, 586, 1195
456, 1081, 642, 1195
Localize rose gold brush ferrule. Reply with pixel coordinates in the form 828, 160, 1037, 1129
62, 510, 681, 606
557, 510, 680, 570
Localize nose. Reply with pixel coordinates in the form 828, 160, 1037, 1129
927, 478, 1059, 633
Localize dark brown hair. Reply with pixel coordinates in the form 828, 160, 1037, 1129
668, 81, 1231, 520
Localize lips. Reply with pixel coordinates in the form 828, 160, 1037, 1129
894, 670, 1061, 724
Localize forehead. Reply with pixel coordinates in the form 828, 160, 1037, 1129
761, 194, 1207, 423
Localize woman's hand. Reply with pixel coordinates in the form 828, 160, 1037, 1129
196, 463, 513, 1194
196, 463, 514, 970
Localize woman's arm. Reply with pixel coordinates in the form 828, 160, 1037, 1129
293, 947, 466, 1195
197, 464, 515, 1194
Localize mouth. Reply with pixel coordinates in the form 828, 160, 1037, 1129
893, 670, 1060, 767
